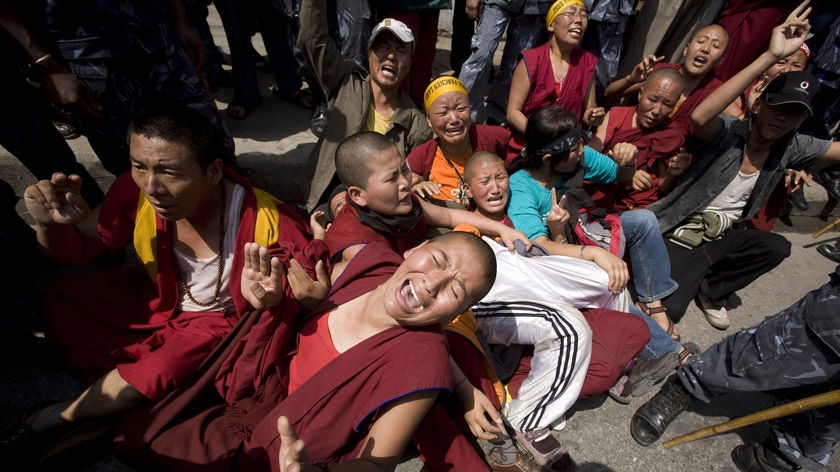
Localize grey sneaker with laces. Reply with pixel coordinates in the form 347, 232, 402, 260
628, 351, 680, 397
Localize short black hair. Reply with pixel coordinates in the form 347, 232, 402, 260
127, 103, 225, 170
523, 106, 578, 169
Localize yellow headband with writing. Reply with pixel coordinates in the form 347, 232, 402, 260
546, 0, 585, 28
423, 76, 468, 112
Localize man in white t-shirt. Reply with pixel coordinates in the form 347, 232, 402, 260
647, 5, 840, 330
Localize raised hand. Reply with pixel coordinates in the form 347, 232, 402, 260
287, 259, 330, 312
241, 242, 286, 310
629, 54, 665, 84
768, 0, 811, 60
547, 189, 570, 241
23, 173, 90, 226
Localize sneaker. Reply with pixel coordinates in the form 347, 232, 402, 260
480, 435, 543, 472
731, 440, 801, 472
0, 415, 60, 469
513, 428, 575, 471
549, 416, 566, 432
630, 376, 693, 446
0, 419, 39, 467
697, 291, 730, 329
627, 352, 680, 397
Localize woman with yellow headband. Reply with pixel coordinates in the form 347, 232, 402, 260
506, 0, 605, 159
407, 76, 511, 208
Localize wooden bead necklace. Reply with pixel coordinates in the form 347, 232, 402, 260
177, 182, 226, 307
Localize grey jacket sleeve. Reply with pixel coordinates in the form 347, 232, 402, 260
297, 0, 354, 97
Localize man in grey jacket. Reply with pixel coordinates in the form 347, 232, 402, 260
298, 0, 433, 212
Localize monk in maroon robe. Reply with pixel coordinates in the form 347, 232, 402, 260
506, 0, 604, 162
604, 24, 732, 138
588, 68, 690, 211
114, 232, 497, 472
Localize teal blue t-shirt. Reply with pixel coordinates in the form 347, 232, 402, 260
508, 147, 617, 240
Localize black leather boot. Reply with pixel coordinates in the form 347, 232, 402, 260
817, 243, 840, 263
731, 439, 800, 472
813, 165, 840, 201
788, 186, 808, 211
630, 376, 693, 446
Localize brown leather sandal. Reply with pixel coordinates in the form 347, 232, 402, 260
679, 342, 700, 366
636, 302, 680, 342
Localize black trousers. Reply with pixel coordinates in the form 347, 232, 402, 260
663, 228, 791, 321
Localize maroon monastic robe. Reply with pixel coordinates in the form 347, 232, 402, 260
323, 196, 428, 260
113, 242, 451, 472
652, 62, 723, 136
508, 43, 598, 161
588, 106, 686, 211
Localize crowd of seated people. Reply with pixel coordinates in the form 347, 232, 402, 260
3, 0, 840, 471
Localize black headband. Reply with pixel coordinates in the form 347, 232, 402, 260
532, 127, 581, 156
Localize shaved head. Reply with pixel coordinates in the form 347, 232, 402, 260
335, 131, 399, 188
642, 67, 685, 94
691, 24, 730, 53
464, 151, 505, 181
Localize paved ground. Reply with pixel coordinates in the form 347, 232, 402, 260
2, 6, 840, 472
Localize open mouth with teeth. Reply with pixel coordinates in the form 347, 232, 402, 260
691, 56, 708, 68
381, 64, 398, 79
484, 194, 506, 207
401, 280, 424, 312
444, 126, 464, 137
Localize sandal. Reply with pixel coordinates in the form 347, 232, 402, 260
636, 302, 680, 342
225, 96, 262, 121
608, 374, 632, 404
678, 342, 700, 366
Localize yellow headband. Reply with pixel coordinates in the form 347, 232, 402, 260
423, 76, 468, 111
546, 0, 585, 28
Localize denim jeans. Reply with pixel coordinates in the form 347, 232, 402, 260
458, 6, 545, 123
483, 14, 546, 124
619, 209, 678, 303
627, 304, 680, 359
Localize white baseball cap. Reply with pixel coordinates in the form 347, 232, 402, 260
369, 18, 415, 54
